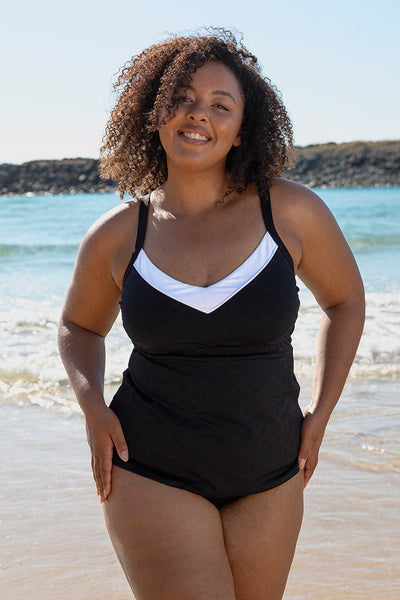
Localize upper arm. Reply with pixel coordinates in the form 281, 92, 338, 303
273, 180, 364, 311
61, 202, 138, 337
296, 188, 364, 310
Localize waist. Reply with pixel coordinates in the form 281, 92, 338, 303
126, 343, 298, 415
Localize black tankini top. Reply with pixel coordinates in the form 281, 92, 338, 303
110, 190, 303, 501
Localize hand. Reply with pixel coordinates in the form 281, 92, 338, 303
297, 410, 326, 488
85, 405, 129, 503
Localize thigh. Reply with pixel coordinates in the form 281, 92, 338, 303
221, 471, 304, 600
103, 466, 236, 600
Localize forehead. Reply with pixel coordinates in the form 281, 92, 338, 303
187, 61, 243, 97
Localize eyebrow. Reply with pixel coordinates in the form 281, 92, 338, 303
186, 85, 237, 104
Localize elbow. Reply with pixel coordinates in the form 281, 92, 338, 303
57, 314, 105, 354
57, 313, 69, 349
324, 289, 366, 333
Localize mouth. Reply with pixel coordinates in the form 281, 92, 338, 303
179, 130, 211, 143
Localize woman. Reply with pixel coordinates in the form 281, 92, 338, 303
58, 29, 364, 600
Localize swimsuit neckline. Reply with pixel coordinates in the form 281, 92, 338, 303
132, 232, 279, 314
138, 231, 271, 290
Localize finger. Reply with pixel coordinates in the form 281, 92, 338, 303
99, 464, 112, 502
303, 464, 313, 488
92, 458, 101, 497
111, 423, 129, 463
92, 447, 110, 501
303, 453, 318, 488
298, 437, 313, 487
92, 454, 103, 499
298, 440, 310, 472
298, 457, 307, 471
91, 454, 96, 482
299, 456, 309, 489
98, 448, 113, 502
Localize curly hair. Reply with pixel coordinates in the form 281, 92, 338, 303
99, 28, 295, 199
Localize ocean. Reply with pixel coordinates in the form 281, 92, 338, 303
1, 188, 399, 599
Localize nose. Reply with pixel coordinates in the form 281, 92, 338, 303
186, 101, 208, 122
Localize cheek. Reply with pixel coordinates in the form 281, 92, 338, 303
160, 101, 182, 124
157, 127, 169, 152
225, 117, 242, 143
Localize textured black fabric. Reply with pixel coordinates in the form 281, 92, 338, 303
110, 191, 303, 499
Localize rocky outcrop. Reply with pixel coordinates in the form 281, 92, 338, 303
286, 140, 400, 188
1, 141, 399, 196
0, 158, 115, 196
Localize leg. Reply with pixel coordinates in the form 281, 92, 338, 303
103, 466, 236, 600
221, 471, 304, 600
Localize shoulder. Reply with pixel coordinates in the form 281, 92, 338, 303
83, 198, 140, 247
268, 178, 350, 277
270, 179, 364, 309
267, 179, 328, 270
270, 178, 329, 216
270, 178, 340, 239
77, 197, 142, 289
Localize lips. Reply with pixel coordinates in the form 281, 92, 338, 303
179, 129, 211, 143
182, 131, 208, 141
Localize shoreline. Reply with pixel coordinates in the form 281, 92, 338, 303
1, 140, 400, 196
3, 377, 400, 599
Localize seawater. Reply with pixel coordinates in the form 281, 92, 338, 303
1, 188, 399, 406
1, 188, 399, 475
1, 188, 400, 599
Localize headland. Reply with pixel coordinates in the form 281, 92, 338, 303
1, 140, 399, 196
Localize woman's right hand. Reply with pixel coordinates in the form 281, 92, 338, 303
85, 405, 129, 503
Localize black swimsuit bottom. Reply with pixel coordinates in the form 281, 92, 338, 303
110, 190, 303, 508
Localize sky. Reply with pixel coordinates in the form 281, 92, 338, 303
1, 0, 399, 164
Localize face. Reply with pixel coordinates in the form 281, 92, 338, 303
158, 61, 244, 173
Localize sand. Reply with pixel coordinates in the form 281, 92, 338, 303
2, 399, 399, 600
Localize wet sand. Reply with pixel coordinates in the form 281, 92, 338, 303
2, 385, 400, 600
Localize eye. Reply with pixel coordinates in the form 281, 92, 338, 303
213, 103, 229, 111
177, 96, 192, 104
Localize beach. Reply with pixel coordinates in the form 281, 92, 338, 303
1, 189, 400, 598
3, 378, 399, 599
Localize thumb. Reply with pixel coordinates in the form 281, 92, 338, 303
298, 457, 307, 470
298, 440, 310, 471
111, 426, 129, 463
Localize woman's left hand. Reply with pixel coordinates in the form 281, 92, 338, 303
297, 411, 327, 488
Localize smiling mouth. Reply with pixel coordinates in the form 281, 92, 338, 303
180, 131, 210, 142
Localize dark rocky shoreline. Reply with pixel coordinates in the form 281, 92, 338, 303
287, 140, 400, 188
1, 140, 399, 196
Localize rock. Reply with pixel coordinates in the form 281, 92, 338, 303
0, 141, 399, 196
286, 140, 400, 188
0, 158, 116, 196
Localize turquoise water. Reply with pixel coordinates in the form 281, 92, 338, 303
2, 188, 399, 302
0, 187, 399, 404
319, 187, 400, 292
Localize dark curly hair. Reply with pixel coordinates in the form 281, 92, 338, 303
100, 28, 295, 199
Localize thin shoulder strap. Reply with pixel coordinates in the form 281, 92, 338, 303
122, 194, 150, 285
260, 189, 294, 269
134, 195, 150, 254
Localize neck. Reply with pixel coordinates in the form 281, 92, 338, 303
155, 166, 233, 217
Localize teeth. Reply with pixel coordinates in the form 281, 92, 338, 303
182, 131, 208, 141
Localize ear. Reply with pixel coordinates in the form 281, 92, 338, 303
232, 135, 241, 148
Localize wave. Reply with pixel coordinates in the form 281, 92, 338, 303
348, 234, 400, 249
0, 330, 399, 404
0, 243, 77, 257
1, 285, 399, 416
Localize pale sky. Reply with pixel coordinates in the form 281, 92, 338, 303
1, 0, 399, 164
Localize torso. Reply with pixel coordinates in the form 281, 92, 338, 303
109, 184, 303, 500
111, 179, 303, 292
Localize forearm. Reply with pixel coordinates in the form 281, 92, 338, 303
58, 317, 107, 416
308, 299, 365, 424
59, 316, 129, 501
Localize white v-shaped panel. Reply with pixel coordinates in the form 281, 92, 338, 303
133, 232, 278, 314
